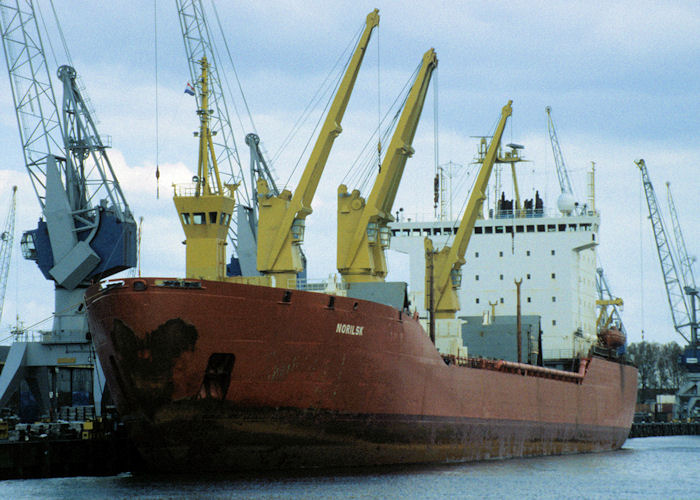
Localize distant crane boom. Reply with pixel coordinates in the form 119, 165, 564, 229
546, 106, 575, 197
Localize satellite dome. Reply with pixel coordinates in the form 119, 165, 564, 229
557, 192, 575, 215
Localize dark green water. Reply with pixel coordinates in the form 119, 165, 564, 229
2, 436, 697, 499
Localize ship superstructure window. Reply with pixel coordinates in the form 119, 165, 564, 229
413, 228, 421, 235
495, 226, 504, 233
500, 297, 504, 304
552, 296, 556, 302
516, 225, 524, 233
181, 213, 191, 225
475, 227, 483, 234
506, 226, 513, 234
499, 251, 503, 257
551, 250, 556, 256
475, 252, 479, 258
527, 274, 531, 279
569, 224, 577, 231
475, 298, 480, 304
499, 274, 503, 280
434, 228, 441, 235
193, 212, 206, 224
403, 229, 410, 235
527, 225, 535, 232
485, 226, 493, 234
548, 224, 555, 232
552, 320, 557, 326
209, 212, 217, 224
527, 297, 531, 303
551, 273, 556, 279
526, 250, 531, 256
537, 224, 545, 232
559, 224, 566, 231
444, 227, 452, 235
475, 275, 479, 281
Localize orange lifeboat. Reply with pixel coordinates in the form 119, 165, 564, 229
599, 326, 626, 349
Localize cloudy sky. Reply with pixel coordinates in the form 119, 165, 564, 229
0, 0, 698, 346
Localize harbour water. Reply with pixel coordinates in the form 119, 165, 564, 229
1, 436, 697, 499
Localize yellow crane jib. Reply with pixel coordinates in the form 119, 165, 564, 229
256, 9, 380, 288
425, 100, 513, 319
337, 48, 437, 283
173, 56, 237, 281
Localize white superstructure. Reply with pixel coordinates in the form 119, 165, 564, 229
390, 205, 600, 360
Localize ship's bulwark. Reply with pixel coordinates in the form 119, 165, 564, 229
86, 278, 637, 473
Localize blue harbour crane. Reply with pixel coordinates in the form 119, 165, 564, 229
0, 0, 136, 419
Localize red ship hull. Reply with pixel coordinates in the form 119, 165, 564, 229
86, 277, 637, 472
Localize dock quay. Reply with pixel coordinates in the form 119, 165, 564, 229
629, 421, 700, 438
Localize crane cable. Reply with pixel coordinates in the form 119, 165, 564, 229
279, 24, 363, 192
341, 61, 421, 193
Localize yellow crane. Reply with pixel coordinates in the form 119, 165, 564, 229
174, 56, 237, 280
426, 100, 512, 319
337, 48, 438, 283
256, 10, 379, 288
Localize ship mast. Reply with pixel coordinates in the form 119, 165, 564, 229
174, 56, 237, 281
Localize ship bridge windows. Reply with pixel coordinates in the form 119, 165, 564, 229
537, 224, 545, 232
193, 212, 206, 224
219, 213, 231, 226
181, 213, 191, 225
580, 223, 592, 231
495, 226, 504, 234
526, 225, 535, 232
505, 226, 513, 234
568, 224, 577, 231
433, 228, 441, 235
485, 226, 493, 234
444, 227, 452, 235
559, 224, 566, 231
548, 224, 556, 232
208, 212, 217, 224
475, 227, 483, 234
516, 225, 524, 233
403, 229, 410, 236
413, 228, 422, 235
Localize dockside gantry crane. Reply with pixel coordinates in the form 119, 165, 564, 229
0, 0, 136, 417
256, 10, 379, 288
636, 159, 699, 418
0, 186, 16, 327
337, 48, 437, 284
426, 101, 512, 321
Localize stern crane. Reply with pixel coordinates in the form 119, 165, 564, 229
426, 101, 513, 320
